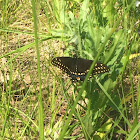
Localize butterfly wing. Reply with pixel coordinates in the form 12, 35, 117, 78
92, 62, 110, 75
51, 57, 77, 76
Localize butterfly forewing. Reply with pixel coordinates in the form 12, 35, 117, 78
93, 62, 110, 75
51, 57, 77, 76
76, 58, 92, 73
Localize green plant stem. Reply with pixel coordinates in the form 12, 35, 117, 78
31, 0, 44, 139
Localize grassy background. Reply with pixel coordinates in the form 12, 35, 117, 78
0, 0, 140, 139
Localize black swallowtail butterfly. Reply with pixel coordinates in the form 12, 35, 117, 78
51, 57, 109, 81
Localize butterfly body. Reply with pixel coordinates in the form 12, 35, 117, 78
51, 57, 109, 81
